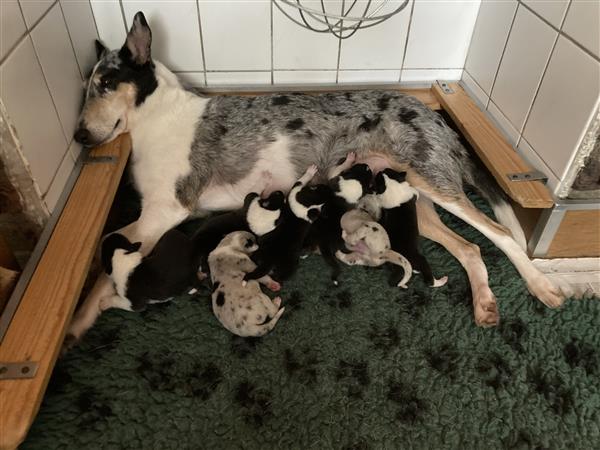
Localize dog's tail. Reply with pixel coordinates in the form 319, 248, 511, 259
383, 250, 413, 288
464, 161, 527, 251
243, 307, 285, 337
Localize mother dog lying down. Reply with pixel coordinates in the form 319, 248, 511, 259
67, 11, 565, 346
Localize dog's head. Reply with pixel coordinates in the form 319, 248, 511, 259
245, 191, 285, 236
290, 184, 330, 222
221, 231, 258, 254
373, 169, 416, 208
74, 12, 158, 147
101, 233, 142, 275
331, 163, 373, 204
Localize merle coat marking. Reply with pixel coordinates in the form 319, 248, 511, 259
66, 11, 565, 344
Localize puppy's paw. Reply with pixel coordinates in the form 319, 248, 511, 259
268, 281, 281, 292
273, 296, 282, 308
305, 164, 318, 178
242, 279, 248, 287
197, 270, 208, 281
345, 151, 357, 164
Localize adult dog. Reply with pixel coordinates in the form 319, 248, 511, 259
67, 11, 564, 345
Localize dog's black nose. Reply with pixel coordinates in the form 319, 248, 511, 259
74, 128, 91, 145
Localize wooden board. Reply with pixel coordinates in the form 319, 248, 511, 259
547, 210, 600, 258
433, 83, 554, 209
205, 87, 441, 110
0, 134, 131, 450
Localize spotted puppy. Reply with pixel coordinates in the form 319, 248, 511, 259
208, 231, 285, 337
374, 169, 448, 288
336, 206, 413, 288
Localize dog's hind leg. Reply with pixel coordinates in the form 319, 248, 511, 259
413, 180, 564, 309
416, 197, 499, 327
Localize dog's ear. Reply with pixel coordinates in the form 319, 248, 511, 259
95, 39, 108, 60
123, 12, 152, 65
374, 173, 386, 194
243, 192, 259, 210
126, 241, 142, 254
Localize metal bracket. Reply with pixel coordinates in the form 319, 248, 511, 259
436, 80, 454, 94
0, 361, 39, 380
83, 155, 117, 164
507, 170, 548, 183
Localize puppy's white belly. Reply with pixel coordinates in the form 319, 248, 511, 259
198, 135, 297, 211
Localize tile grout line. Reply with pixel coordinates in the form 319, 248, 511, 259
463, 68, 490, 105
57, 0, 84, 81
516, 0, 574, 148
16, 4, 69, 195
195, 0, 208, 86
118, 0, 128, 34
335, 0, 346, 85
398, 0, 416, 83
270, 0, 274, 85
461, 0, 485, 84
486, 1, 520, 110
88, 0, 100, 41
0, 0, 59, 66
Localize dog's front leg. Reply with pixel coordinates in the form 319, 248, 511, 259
63, 201, 190, 351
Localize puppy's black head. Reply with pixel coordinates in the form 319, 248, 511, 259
374, 169, 407, 194
342, 163, 373, 189
294, 184, 331, 222
101, 233, 142, 274
259, 190, 285, 211
382, 168, 407, 183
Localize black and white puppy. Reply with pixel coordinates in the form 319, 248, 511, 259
244, 164, 325, 283
191, 190, 282, 276
307, 158, 373, 285
374, 169, 448, 288
100, 229, 200, 312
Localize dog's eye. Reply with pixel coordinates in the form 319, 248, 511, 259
99, 78, 113, 90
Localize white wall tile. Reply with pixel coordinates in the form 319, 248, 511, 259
122, 1, 203, 71
60, 0, 99, 77
0, 36, 68, 193
461, 70, 488, 109
522, 0, 569, 28
523, 37, 600, 181
339, 0, 411, 70
465, 0, 517, 93
273, 0, 341, 69
90, 0, 126, 50
43, 148, 75, 213
200, 0, 270, 71
517, 138, 559, 192
19, 0, 54, 28
562, 0, 600, 59
337, 70, 401, 83
206, 72, 271, 86
401, 68, 463, 83
175, 72, 206, 87
1, 1, 27, 60
490, 6, 556, 131
274, 70, 337, 84
487, 100, 519, 146
31, 3, 82, 140
404, 0, 481, 69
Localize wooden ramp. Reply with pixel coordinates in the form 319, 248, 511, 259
433, 82, 553, 209
0, 134, 131, 450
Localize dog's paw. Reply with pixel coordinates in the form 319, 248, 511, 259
527, 274, 565, 308
268, 280, 281, 292
242, 279, 248, 288
473, 289, 500, 327
273, 296, 282, 308
197, 270, 208, 281
305, 164, 318, 178
345, 151, 357, 164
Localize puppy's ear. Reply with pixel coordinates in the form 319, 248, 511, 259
307, 208, 321, 222
122, 12, 152, 65
95, 39, 108, 60
126, 241, 142, 254
243, 192, 259, 210
374, 173, 386, 194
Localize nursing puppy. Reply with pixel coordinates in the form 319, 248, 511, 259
308, 157, 373, 285
374, 169, 447, 288
191, 188, 280, 276
336, 207, 413, 288
209, 231, 285, 337
244, 165, 324, 283
100, 229, 199, 312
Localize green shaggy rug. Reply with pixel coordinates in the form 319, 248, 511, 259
23, 195, 600, 450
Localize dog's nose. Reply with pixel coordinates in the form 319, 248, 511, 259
74, 127, 91, 145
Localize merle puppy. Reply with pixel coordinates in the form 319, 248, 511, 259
243, 164, 326, 283
100, 229, 200, 312
374, 169, 448, 288
307, 158, 373, 285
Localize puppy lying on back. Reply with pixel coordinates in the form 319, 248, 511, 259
209, 231, 284, 337
100, 229, 200, 312
191, 189, 282, 276
244, 164, 325, 283
336, 207, 413, 288
307, 154, 373, 285
374, 169, 447, 288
